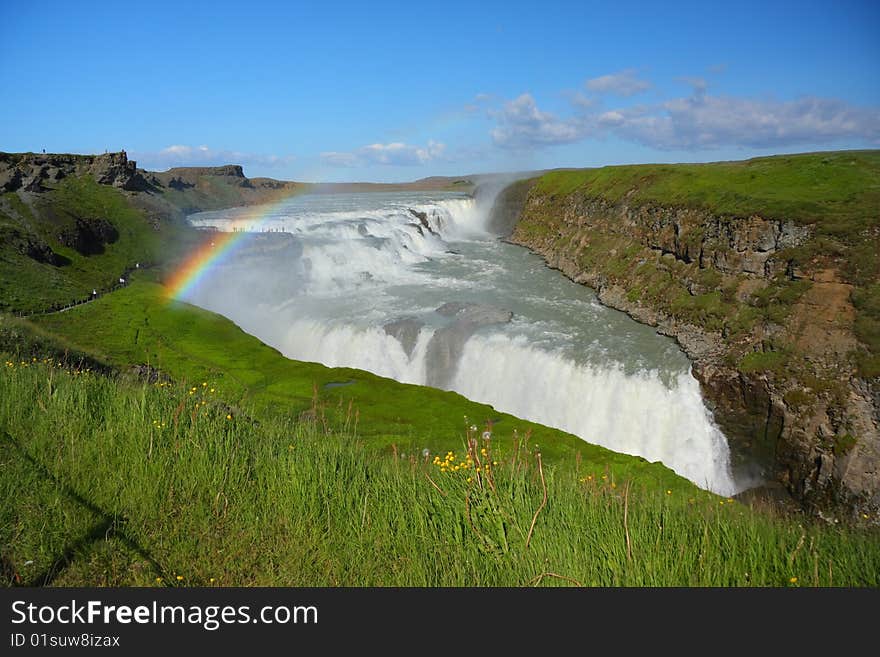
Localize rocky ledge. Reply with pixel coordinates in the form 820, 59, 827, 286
0, 151, 151, 193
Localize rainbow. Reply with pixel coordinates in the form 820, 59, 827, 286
164, 197, 294, 301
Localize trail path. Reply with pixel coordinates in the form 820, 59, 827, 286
14, 263, 151, 318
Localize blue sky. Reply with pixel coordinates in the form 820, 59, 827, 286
2, 0, 878, 181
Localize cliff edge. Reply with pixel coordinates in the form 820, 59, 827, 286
501, 151, 880, 520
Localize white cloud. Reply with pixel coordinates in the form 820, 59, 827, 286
586, 69, 651, 97
485, 80, 880, 152
489, 93, 590, 149
597, 110, 626, 126
678, 76, 708, 95
321, 140, 446, 167
162, 144, 201, 156
132, 144, 294, 171
569, 91, 598, 110
612, 94, 880, 150
320, 151, 361, 167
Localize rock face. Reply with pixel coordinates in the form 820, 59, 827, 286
57, 217, 119, 255
383, 317, 424, 359
0, 152, 150, 193
149, 164, 249, 187
407, 209, 438, 236
558, 196, 814, 279
140, 163, 300, 218
508, 187, 879, 520
1, 227, 68, 265
487, 177, 536, 237
425, 302, 513, 389
382, 303, 514, 387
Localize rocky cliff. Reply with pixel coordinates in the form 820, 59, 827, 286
0, 151, 151, 193
502, 154, 880, 521
141, 164, 302, 218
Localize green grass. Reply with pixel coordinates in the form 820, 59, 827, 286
852, 283, 880, 378
1, 356, 877, 587
738, 350, 790, 374
0, 178, 195, 313
537, 150, 880, 234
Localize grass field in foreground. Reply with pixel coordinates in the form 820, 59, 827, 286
2, 357, 879, 587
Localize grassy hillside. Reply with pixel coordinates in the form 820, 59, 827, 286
0, 177, 195, 313
536, 150, 880, 236
2, 353, 878, 586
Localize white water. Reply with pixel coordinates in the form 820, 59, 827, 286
186, 189, 740, 495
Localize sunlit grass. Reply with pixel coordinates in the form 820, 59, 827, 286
2, 356, 878, 587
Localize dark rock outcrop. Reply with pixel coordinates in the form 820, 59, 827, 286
383, 317, 424, 359
0, 167, 23, 193
0, 151, 151, 193
408, 209, 438, 236
487, 177, 537, 237
1, 228, 68, 266
167, 176, 194, 190
57, 217, 119, 255
426, 302, 513, 389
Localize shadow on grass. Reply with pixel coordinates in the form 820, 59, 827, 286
2, 430, 167, 587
